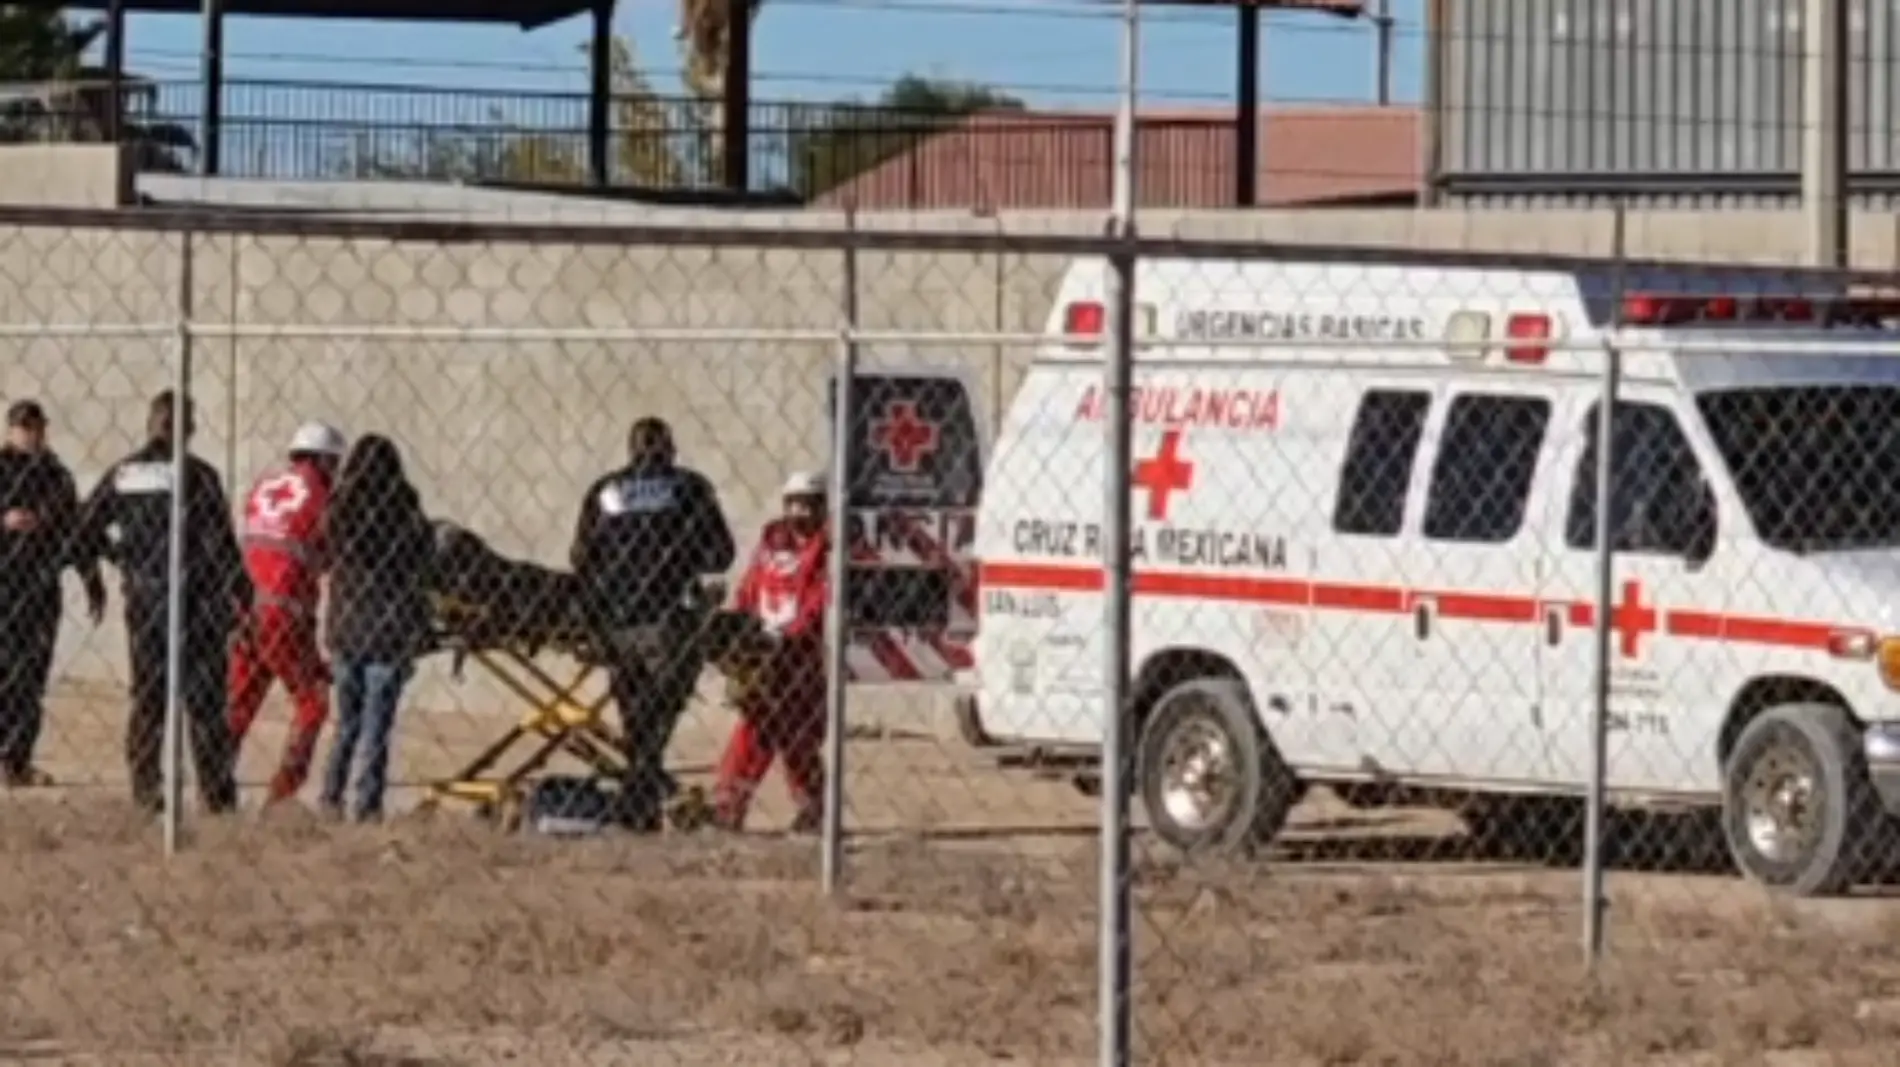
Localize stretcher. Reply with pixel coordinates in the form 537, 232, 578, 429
412, 523, 766, 829
415, 594, 624, 827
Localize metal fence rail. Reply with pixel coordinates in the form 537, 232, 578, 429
0, 204, 1895, 1064
3, 76, 1398, 207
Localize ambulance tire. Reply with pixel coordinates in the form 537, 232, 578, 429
1137, 677, 1298, 858
1721, 704, 1876, 897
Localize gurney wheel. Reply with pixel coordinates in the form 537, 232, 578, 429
473, 794, 525, 834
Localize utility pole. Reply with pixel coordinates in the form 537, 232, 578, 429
1802, 0, 1848, 267
1373, 0, 1394, 105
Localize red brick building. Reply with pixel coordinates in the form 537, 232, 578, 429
816, 104, 1421, 211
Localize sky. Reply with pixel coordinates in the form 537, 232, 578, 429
102, 0, 1427, 111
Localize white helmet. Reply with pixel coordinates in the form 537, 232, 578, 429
781, 470, 827, 499
288, 421, 346, 459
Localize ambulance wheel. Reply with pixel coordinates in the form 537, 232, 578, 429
1722, 704, 1875, 896
1137, 676, 1297, 857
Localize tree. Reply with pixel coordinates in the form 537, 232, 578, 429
348, 37, 683, 187
676, 0, 761, 104
674, 0, 764, 183
0, 5, 195, 172
341, 119, 586, 184
0, 4, 93, 77
570, 35, 685, 187
787, 75, 1023, 201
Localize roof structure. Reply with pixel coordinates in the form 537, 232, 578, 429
1148, 0, 1361, 11
61, 0, 598, 29
70, 0, 616, 182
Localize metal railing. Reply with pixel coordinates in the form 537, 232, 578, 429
1, 77, 1403, 209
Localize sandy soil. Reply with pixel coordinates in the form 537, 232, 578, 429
9, 679, 1900, 1066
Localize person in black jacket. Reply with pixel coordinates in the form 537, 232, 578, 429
73, 391, 246, 814
0, 400, 106, 787
318, 434, 433, 823
570, 416, 735, 830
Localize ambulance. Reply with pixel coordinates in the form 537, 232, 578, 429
967, 254, 1900, 896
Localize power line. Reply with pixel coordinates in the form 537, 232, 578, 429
765, 0, 1418, 28
131, 12, 1421, 74
124, 51, 1213, 99
124, 13, 1422, 88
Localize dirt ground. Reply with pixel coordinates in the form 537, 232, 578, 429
10, 679, 1900, 1066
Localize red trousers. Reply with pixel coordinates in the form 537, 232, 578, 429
714, 649, 825, 829
227, 606, 330, 799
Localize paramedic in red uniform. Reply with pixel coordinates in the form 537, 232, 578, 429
227, 421, 347, 803
714, 471, 833, 832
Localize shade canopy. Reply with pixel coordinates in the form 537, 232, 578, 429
61, 0, 602, 30
1145, 0, 1363, 13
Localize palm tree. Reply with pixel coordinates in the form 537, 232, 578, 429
0, 5, 195, 172
675, 0, 761, 105
674, 0, 763, 181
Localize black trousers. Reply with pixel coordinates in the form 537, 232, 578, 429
0, 589, 59, 776
124, 594, 238, 812
603, 616, 704, 825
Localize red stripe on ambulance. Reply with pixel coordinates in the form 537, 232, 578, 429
978, 560, 1843, 655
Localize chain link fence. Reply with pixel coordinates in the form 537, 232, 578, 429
3, 207, 1900, 1064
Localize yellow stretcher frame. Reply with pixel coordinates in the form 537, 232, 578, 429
413, 594, 766, 829
414, 599, 626, 826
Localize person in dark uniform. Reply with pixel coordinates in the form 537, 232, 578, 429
0, 400, 107, 787
73, 391, 247, 813
570, 417, 735, 830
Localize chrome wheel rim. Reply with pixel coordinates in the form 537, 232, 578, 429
1741, 735, 1823, 864
1157, 711, 1237, 833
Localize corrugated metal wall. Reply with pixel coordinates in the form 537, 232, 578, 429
1438, 0, 1900, 207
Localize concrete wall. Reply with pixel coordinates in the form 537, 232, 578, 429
0, 146, 129, 209
8, 203, 1900, 720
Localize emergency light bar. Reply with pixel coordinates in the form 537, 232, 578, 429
1620, 292, 1900, 327
1060, 300, 1157, 347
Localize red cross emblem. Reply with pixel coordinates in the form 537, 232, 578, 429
254, 472, 308, 521
1133, 431, 1196, 521
870, 401, 940, 473
1612, 579, 1659, 659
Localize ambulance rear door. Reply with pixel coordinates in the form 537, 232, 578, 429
828, 368, 986, 685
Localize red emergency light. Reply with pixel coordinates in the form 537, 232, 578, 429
1503, 312, 1553, 364
1620, 292, 1900, 327
1064, 300, 1106, 338
1059, 299, 1159, 347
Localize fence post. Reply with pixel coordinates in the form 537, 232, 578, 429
821, 211, 860, 897
1099, 0, 1141, 1060
1583, 202, 1628, 964
163, 228, 196, 858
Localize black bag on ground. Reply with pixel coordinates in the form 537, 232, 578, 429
521, 774, 615, 837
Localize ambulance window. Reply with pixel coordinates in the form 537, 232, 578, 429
1423, 394, 1551, 544
1566, 402, 1709, 554
1333, 389, 1431, 536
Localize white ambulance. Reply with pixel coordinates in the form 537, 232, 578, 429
967, 255, 1900, 896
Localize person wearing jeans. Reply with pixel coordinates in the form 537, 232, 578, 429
324, 659, 411, 818
318, 434, 432, 822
